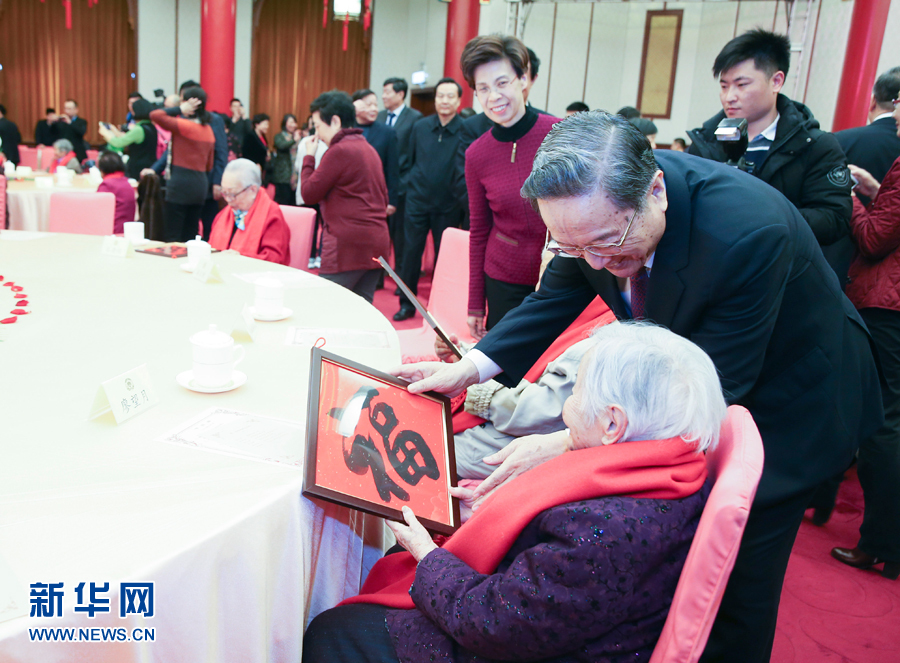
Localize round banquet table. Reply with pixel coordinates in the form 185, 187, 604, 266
0, 231, 400, 662
6, 175, 101, 232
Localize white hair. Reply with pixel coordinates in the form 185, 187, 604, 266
53, 138, 74, 153
224, 158, 262, 188
577, 322, 726, 452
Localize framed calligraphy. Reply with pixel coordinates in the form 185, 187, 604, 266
303, 348, 460, 534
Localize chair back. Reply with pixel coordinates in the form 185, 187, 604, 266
426, 227, 476, 344
280, 206, 316, 271
0, 176, 6, 230
48, 192, 116, 235
39, 146, 55, 171
648, 405, 765, 663
85, 149, 100, 164
18, 146, 38, 170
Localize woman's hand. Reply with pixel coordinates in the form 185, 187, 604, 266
386, 506, 438, 562
386, 205, 397, 216
435, 333, 460, 363
471, 430, 570, 509
306, 135, 319, 156
139, 168, 156, 179
849, 164, 880, 200
293, 129, 303, 142
449, 486, 476, 523
390, 358, 480, 397
467, 315, 486, 340
98, 126, 114, 142
180, 98, 201, 117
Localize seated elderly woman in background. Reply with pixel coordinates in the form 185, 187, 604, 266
96, 151, 136, 235
208, 158, 291, 266
49, 138, 82, 174
303, 322, 724, 663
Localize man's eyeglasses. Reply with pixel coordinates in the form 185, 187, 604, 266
222, 185, 252, 200
544, 213, 636, 259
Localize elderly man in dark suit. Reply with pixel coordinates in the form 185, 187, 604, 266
353, 89, 399, 215
377, 77, 422, 277
57, 99, 88, 163
396, 112, 882, 663
836, 66, 900, 206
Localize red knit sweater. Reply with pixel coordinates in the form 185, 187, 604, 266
464, 112, 560, 315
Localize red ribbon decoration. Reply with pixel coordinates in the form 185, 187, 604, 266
323, 0, 328, 29
363, 0, 372, 31
342, 13, 349, 51
1, 317, 17, 325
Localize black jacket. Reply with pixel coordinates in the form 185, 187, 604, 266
477, 151, 882, 506
34, 120, 59, 147
376, 106, 424, 195
360, 121, 400, 207
687, 95, 853, 282
835, 115, 900, 206
242, 131, 268, 169
56, 116, 89, 162
0, 118, 22, 165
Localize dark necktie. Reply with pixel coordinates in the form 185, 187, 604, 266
630, 267, 649, 320
388, 112, 396, 127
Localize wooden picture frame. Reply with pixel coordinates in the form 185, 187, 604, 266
636, 9, 683, 120
303, 347, 460, 534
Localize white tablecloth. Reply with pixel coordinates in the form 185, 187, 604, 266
0, 232, 400, 662
6, 176, 100, 232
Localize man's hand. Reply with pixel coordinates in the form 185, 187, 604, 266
386, 204, 397, 216
467, 315, 486, 340
849, 164, 880, 200
449, 486, 476, 523
386, 506, 439, 562
306, 135, 319, 156
61, 115, 72, 124
391, 358, 479, 397
471, 430, 570, 509
435, 333, 460, 363
212, 184, 223, 201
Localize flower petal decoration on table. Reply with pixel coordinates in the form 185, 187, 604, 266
14, 293, 27, 298
16, 301, 28, 306
11, 309, 29, 315
10, 286, 22, 292
3, 282, 13, 286
1, 317, 17, 324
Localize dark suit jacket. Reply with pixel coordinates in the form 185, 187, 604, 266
208, 112, 228, 188
0, 118, 22, 165
242, 131, 268, 169
57, 116, 88, 162
34, 120, 60, 147
376, 105, 423, 195
477, 151, 882, 505
360, 120, 400, 207
836, 116, 900, 206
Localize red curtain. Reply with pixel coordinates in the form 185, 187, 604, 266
0, 0, 137, 146
251, 0, 371, 138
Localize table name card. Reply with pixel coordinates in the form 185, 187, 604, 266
101, 236, 134, 259
231, 303, 257, 342
89, 364, 159, 424
192, 257, 223, 284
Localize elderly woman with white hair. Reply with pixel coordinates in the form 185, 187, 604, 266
302, 322, 724, 663
49, 138, 82, 174
207, 158, 291, 265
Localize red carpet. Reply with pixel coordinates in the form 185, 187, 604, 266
367, 275, 900, 662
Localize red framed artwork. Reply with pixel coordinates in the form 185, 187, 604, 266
303, 348, 460, 534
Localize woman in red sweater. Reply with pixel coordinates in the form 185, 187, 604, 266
149, 86, 215, 242
300, 91, 390, 304
829, 108, 900, 579
461, 35, 560, 339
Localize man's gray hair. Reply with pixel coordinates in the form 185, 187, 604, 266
53, 139, 74, 154
521, 111, 659, 213
224, 158, 262, 188
577, 322, 726, 452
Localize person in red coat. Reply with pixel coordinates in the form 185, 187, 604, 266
208, 158, 291, 265
830, 107, 900, 579
96, 151, 136, 235
300, 91, 390, 304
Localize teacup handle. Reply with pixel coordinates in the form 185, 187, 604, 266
232, 344, 246, 368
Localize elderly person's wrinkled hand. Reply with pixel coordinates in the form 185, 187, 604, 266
471, 430, 570, 509
849, 164, 880, 200
391, 358, 479, 397
435, 333, 461, 363
387, 506, 439, 562
448, 486, 476, 523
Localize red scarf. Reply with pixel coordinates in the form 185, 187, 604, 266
49, 152, 76, 174
341, 436, 707, 610
452, 297, 617, 434
208, 187, 277, 255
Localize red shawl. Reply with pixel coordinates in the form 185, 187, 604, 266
49, 152, 76, 174
208, 187, 291, 265
341, 436, 707, 610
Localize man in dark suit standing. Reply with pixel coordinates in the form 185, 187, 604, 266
353, 89, 399, 214
377, 77, 422, 277
397, 112, 882, 663
0, 104, 22, 165
34, 108, 60, 147
57, 99, 88, 163
836, 66, 900, 205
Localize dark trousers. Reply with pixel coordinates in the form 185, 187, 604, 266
303, 603, 398, 663
302, 204, 322, 258
163, 201, 204, 243
199, 195, 221, 242
389, 195, 407, 274
857, 307, 900, 561
320, 269, 382, 304
484, 275, 535, 330
398, 208, 463, 305
700, 486, 818, 663
273, 183, 295, 206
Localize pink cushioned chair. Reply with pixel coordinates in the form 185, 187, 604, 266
38, 146, 55, 171
649, 405, 765, 663
398, 227, 476, 362
280, 205, 317, 271
48, 192, 116, 235
86, 149, 100, 164
17, 146, 38, 170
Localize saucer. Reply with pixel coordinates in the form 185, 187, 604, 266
176, 369, 247, 393
180, 263, 195, 273
249, 306, 292, 322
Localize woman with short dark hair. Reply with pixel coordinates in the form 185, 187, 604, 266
242, 113, 270, 172
271, 113, 300, 205
96, 151, 136, 235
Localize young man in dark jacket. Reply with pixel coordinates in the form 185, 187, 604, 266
687, 29, 853, 286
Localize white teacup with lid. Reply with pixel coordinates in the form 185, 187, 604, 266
254, 277, 285, 318
190, 324, 245, 388
123, 221, 145, 244
186, 235, 211, 268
